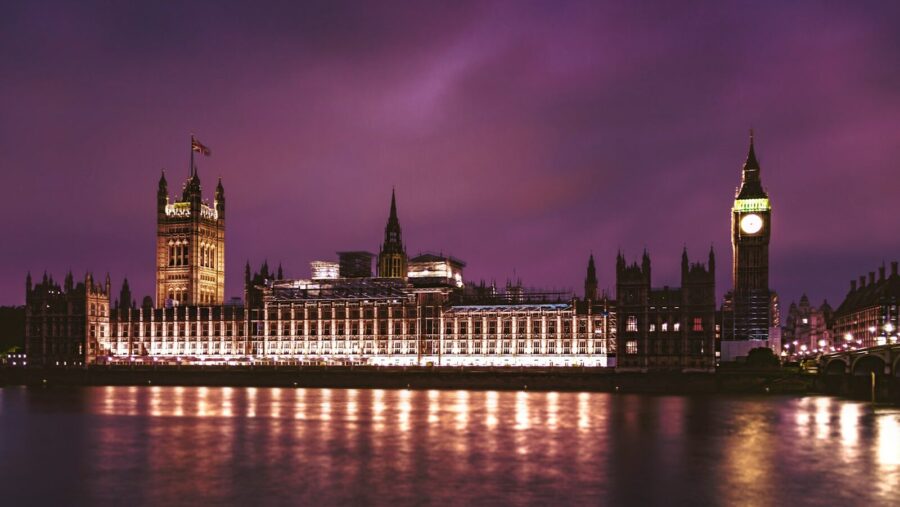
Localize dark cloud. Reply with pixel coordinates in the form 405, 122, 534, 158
1, 0, 898, 308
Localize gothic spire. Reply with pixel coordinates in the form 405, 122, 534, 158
584, 253, 598, 301
744, 129, 760, 171
736, 130, 768, 199
381, 188, 404, 254
390, 187, 397, 221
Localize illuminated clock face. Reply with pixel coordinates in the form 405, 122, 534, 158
740, 213, 764, 234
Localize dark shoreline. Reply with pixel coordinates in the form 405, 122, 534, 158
0, 365, 819, 393
5, 366, 900, 402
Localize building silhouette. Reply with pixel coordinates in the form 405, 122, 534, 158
24, 271, 110, 366
615, 248, 716, 371
25, 135, 786, 371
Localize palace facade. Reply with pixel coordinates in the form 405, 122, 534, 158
25, 136, 756, 372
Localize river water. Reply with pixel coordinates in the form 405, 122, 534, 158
0, 386, 897, 506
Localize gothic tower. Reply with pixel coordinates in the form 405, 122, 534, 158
155, 148, 225, 307
731, 131, 772, 340
377, 189, 407, 278
584, 253, 597, 301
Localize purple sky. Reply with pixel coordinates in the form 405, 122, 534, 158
2, 0, 899, 308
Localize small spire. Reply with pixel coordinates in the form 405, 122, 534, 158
744, 129, 760, 170
390, 187, 397, 220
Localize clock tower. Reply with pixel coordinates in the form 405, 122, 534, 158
730, 131, 772, 340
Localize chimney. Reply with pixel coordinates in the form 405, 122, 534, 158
879, 265, 886, 281
851, 279, 857, 291
860, 276, 866, 288
892, 261, 898, 277
869, 272, 875, 285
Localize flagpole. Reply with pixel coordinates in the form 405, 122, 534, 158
190, 134, 195, 177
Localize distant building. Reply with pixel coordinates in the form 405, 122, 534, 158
615, 248, 716, 371
338, 251, 375, 279
721, 133, 778, 361
782, 294, 833, 356
833, 262, 899, 348
310, 261, 340, 280
407, 253, 465, 287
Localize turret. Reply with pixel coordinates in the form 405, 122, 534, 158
104, 273, 111, 295
708, 245, 715, 275
64, 270, 74, 292
681, 247, 689, 277
26, 272, 32, 294
182, 172, 202, 208
158, 169, 168, 214
215, 177, 225, 219
584, 253, 597, 301
119, 278, 133, 310
642, 249, 651, 281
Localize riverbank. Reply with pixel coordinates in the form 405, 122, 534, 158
0, 365, 824, 395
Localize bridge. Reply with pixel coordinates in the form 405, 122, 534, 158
819, 344, 900, 401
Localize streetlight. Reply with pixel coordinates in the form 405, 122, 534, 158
844, 333, 853, 342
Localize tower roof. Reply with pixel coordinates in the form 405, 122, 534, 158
389, 187, 398, 222
736, 130, 768, 200
586, 253, 597, 280
381, 188, 404, 255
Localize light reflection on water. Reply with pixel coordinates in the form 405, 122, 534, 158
0, 387, 898, 506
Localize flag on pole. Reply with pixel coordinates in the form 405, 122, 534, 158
191, 137, 211, 156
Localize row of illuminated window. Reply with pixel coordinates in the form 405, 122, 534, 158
114, 322, 243, 337
624, 316, 706, 332
260, 318, 598, 334
105, 339, 610, 356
